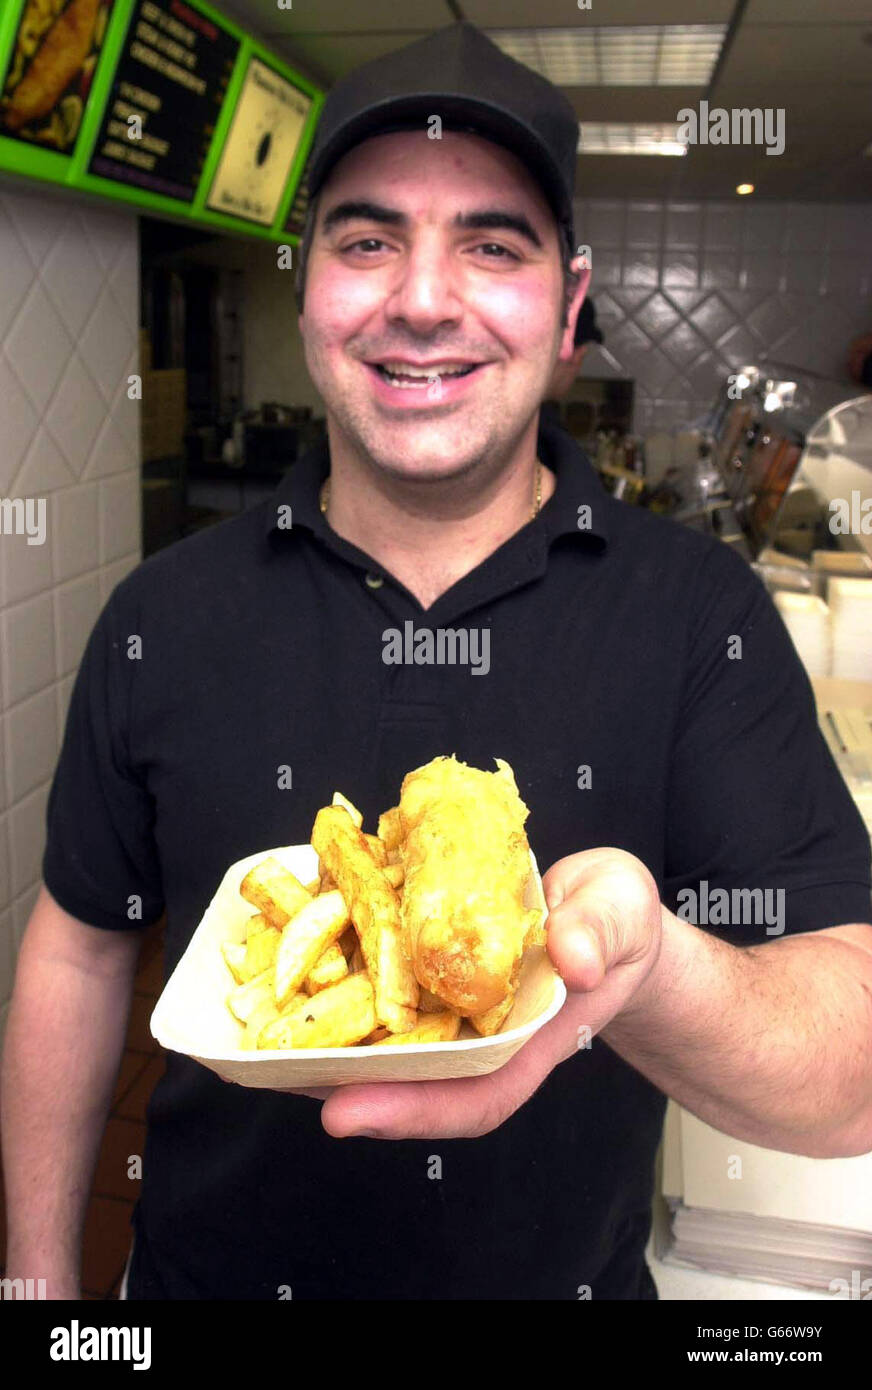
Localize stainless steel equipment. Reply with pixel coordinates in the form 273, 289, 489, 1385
701, 364, 872, 562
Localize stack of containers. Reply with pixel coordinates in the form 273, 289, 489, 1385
827, 578, 872, 681
773, 591, 832, 678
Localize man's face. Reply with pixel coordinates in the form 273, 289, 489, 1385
299, 129, 578, 483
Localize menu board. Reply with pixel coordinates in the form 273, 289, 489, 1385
0, 0, 322, 237
88, 0, 238, 202
206, 54, 309, 227
0, 0, 116, 155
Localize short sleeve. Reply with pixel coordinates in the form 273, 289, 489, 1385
663, 544, 871, 945
42, 587, 165, 931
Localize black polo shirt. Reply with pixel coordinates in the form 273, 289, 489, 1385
42, 419, 871, 1301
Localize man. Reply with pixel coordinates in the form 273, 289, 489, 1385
3, 24, 872, 1302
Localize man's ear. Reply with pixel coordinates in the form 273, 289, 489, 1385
558, 262, 592, 362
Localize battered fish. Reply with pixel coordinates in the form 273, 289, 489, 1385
398, 755, 535, 1015
3, 0, 98, 132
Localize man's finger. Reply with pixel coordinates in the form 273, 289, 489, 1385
319, 1045, 542, 1141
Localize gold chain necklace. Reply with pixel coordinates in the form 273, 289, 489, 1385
320, 460, 543, 519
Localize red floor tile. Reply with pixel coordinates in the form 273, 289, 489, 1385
112, 1050, 153, 1109
92, 1118, 147, 1201
125, 992, 162, 1054
116, 1055, 165, 1122
81, 1194, 134, 1299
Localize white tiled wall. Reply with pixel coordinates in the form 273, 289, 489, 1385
0, 188, 142, 1042
574, 199, 872, 436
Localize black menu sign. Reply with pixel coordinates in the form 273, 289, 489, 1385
89, 0, 238, 202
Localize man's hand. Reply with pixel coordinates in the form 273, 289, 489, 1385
298, 848, 664, 1139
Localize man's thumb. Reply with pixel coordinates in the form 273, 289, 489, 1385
545, 900, 607, 992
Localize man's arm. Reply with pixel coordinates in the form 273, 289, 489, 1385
311, 853, 872, 1150
1, 885, 142, 1298
600, 910, 872, 1160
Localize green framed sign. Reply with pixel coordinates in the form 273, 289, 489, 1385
0, 0, 323, 242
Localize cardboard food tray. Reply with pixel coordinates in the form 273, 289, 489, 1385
150, 843, 566, 1087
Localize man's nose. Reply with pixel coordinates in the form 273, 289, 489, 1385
383, 238, 463, 332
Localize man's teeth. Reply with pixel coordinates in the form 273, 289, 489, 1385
375, 362, 476, 385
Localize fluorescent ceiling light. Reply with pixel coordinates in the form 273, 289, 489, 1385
579, 124, 688, 156
487, 25, 726, 86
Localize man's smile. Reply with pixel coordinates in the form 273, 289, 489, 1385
362, 357, 491, 404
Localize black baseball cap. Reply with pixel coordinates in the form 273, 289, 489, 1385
306, 22, 579, 254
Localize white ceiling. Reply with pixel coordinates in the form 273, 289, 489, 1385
218, 0, 872, 199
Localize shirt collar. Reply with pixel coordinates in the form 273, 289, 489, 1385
264, 416, 610, 550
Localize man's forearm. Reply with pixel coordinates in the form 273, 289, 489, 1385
600, 908, 872, 1158
1, 943, 136, 1291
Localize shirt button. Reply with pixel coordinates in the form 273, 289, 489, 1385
364, 572, 384, 589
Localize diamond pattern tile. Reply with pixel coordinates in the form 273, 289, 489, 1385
13, 426, 73, 498
568, 198, 872, 439
0, 203, 35, 339
0, 352, 39, 491
0, 185, 140, 967
45, 355, 106, 477
660, 319, 709, 369
610, 287, 658, 314
79, 287, 136, 405
40, 215, 106, 338
86, 411, 137, 480
689, 294, 736, 344
746, 295, 796, 348
712, 324, 761, 364
661, 288, 708, 316
4, 281, 73, 414
634, 292, 681, 338
109, 242, 140, 332
5, 191, 70, 266
81, 205, 134, 274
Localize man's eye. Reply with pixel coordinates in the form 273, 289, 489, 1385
476, 243, 520, 261
343, 238, 388, 254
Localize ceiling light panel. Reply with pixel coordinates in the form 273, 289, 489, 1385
578, 124, 688, 156
488, 26, 726, 86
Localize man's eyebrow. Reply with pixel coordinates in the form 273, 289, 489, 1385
454, 210, 543, 249
319, 201, 544, 249
320, 201, 407, 233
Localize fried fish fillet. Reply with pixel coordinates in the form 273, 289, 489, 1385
398, 755, 534, 1016
4, 0, 98, 132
